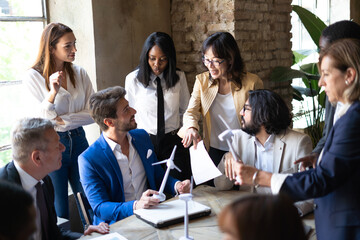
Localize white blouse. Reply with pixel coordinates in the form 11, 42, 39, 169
125, 69, 190, 135
23, 64, 94, 132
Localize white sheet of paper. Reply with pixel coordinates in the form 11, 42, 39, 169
89, 232, 128, 240
190, 140, 222, 185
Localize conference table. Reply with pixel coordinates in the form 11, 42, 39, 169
81, 185, 316, 240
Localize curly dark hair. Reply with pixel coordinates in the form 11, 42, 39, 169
248, 89, 292, 134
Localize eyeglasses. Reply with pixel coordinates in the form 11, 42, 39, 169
202, 58, 225, 67
242, 105, 251, 113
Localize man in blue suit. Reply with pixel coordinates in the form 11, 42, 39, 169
79, 86, 190, 225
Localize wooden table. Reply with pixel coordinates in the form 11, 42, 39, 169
82, 185, 316, 240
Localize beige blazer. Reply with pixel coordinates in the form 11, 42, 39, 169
214, 128, 313, 191
178, 71, 263, 150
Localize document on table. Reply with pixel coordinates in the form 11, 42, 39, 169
90, 232, 128, 240
190, 140, 222, 185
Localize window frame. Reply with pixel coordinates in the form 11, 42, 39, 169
0, 0, 47, 156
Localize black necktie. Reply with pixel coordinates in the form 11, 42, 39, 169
36, 182, 49, 240
156, 77, 165, 143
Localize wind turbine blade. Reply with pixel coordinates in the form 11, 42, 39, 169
169, 145, 177, 161
218, 114, 231, 130
190, 176, 193, 195
174, 165, 182, 172
152, 159, 168, 166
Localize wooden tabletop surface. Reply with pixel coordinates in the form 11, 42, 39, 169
81, 185, 316, 240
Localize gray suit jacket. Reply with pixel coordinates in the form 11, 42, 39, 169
214, 128, 313, 191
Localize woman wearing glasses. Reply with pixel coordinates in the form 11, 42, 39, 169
125, 32, 192, 181
23, 23, 94, 222
178, 32, 263, 172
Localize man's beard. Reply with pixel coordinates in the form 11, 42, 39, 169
241, 116, 260, 136
118, 116, 137, 132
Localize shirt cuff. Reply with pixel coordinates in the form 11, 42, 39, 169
271, 173, 291, 194
133, 200, 137, 211
174, 181, 181, 195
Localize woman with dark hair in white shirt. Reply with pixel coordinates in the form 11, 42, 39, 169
125, 32, 191, 181
23, 22, 94, 223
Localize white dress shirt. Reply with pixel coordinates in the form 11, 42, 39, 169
103, 134, 147, 201
14, 161, 42, 240
23, 65, 95, 132
209, 92, 241, 150
254, 134, 275, 172
125, 69, 190, 135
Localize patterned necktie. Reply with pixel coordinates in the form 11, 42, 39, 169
36, 182, 49, 240
156, 77, 165, 142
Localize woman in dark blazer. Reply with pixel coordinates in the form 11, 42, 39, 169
233, 38, 360, 240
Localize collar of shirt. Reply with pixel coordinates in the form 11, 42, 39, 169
150, 72, 164, 83
334, 101, 352, 124
254, 134, 275, 151
103, 133, 132, 155
14, 160, 41, 191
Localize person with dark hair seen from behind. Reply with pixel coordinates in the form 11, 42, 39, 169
295, 20, 360, 170
235, 39, 360, 240
0, 118, 109, 240
0, 180, 36, 240
178, 32, 263, 180
218, 194, 307, 240
125, 32, 191, 181
23, 22, 95, 223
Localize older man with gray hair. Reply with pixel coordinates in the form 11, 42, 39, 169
0, 118, 109, 240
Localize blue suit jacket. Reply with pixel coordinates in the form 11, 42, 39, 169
78, 129, 178, 225
281, 101, 360, 240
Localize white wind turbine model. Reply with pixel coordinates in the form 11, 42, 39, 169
179, 177, 194, 240
218, 114, 241, 183
152, 145, 181, 201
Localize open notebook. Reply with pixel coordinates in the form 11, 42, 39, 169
134, 199, 211, 228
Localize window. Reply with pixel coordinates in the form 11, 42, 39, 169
0, 0, 47, 166
290, 0, 350, 128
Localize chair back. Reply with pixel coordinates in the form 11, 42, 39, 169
76, 192, 93, 226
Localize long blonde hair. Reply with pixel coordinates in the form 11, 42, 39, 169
32, 22, 76, 91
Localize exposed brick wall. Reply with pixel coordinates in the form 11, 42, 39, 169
171, 0, 293, 104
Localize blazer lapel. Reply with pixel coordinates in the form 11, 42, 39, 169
130, 132, 153, 178
99, 134, 124, 190
202, 79, 218, 116
6, 161, 22, 185
273, 133, 285, 173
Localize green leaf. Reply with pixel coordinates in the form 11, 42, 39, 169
300, 63, 319, 75
292, 86, 304, 101
318, 91, 326, 108
270, 66, 308, 82
292, 5, 327, 48
293, 51, 307, 65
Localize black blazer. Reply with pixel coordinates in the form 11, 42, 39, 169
281, 101, 360, 240
0, 161, 80, 240
313, 96, 336, 153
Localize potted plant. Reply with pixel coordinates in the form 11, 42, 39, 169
271, 5, 327, 147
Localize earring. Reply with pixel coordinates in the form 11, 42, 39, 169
345, 80, 349, 85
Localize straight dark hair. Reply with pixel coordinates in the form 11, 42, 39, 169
137, 32, 179, 89
202, 32, 245, 88
248, 89, 292, 134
